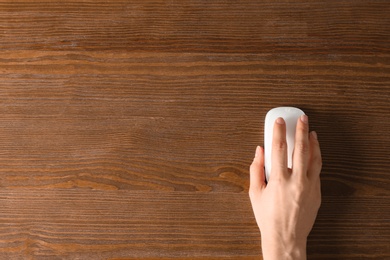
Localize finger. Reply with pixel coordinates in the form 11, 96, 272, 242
249, 146, 266, 195
315, 177, 322, 207
292, 114, 310, 179
271, 117, 287, 179
308, 131, 322, 179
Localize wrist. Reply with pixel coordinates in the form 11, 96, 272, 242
261, 234, 307, 260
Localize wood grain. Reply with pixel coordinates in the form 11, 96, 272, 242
0, 190, 389, 259
0, 0, 389, 259
0, 190, 260, 259
0, 51, 388, 195
0, 1, 389, 54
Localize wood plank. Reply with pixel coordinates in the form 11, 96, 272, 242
0, 0, 389, 258
308, 196, 390, 259
0, 1, 388, 54
0, 190, 388, 259
0, 190, 260, 259
0, 51, 389, 196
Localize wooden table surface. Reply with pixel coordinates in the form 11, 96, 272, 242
0, 1, 389, 259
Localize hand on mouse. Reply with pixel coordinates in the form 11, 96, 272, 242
249, 115, 322, 260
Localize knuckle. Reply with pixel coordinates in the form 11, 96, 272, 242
273, 140, 287, 151
297, 123, 308, 132
291, 179, 308, 202
295, 182, 306, 194
295, 141, 309, 154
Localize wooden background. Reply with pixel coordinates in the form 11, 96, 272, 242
0, 1, 389, 259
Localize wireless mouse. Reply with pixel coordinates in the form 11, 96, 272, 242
264, 107, 305, 181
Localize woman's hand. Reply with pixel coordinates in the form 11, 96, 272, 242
249, 115, 322, 260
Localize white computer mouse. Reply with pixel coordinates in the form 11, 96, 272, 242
264, 107, 305, 181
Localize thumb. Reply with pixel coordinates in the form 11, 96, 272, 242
249, 146, 266, 195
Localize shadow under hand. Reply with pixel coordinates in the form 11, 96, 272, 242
305, 110, 360, 259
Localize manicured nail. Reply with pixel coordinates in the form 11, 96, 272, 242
311, 131, 318, 140
300, 114, 308, 124
276, 117, 285, 124
255, 146, 261, 158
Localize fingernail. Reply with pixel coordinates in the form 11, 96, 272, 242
311, 131, 318, 140
276, 117, 285, 124
300, 114, 308, 124
255, 146, 261, 157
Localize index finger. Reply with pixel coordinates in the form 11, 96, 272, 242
271, 117, 288, 180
